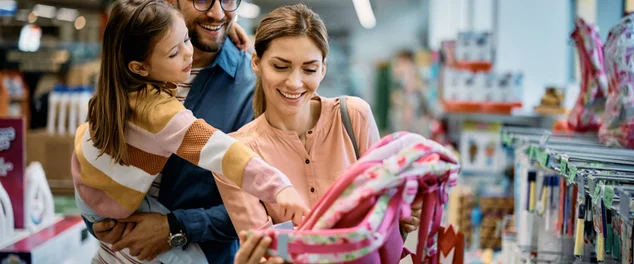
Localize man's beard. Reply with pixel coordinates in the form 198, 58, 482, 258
189, 19, 234, 53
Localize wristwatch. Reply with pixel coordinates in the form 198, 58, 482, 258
167, 213, 188, 248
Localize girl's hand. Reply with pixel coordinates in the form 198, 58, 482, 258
235, 231, 284, 264
228, 23, 250, 52
275, 187, 310, 226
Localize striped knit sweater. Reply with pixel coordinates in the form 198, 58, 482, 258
73, 84, 292, 219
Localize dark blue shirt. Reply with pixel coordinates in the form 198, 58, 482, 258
160, 40, 256, 263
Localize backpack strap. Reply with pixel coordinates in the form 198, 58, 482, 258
340, 95, 360, 160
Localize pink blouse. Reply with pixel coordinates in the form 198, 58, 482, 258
213, 96, 381, 233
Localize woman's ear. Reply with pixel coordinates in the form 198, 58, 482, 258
251, 56, 260, 76
320, 59, 327, 78
128, 61, 149, 77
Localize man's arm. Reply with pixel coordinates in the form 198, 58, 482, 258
171, 203, 240, 243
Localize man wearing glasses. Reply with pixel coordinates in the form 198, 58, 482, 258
84, 0, 263, 263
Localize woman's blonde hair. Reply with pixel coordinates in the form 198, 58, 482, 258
252, 4, 329, 117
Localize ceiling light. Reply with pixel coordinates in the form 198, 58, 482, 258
56, 8, 78, 22
352, 0, 376, 29
238, 2, 260, 19
33, 4, 56, 19
75, 16, 86, 30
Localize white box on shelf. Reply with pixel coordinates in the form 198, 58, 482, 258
459, 122, 507, 174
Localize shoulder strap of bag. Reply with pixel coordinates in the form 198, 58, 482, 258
340, 95, 360, 160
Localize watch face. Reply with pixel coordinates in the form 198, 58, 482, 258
169, 234, 187, 247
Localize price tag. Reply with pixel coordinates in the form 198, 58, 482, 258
593, 185, 601, 204
539, 151, 549, 167
569, 166, 578, 182
560, 156, 568, 175
604, 187, 615, 209
501, 133, 512, 146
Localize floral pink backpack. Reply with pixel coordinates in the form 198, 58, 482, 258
249, 132, 460, 263
599, 14, 634, 148
568, 17, 608, 132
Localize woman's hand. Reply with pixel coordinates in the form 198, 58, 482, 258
235, 231, 284, 264
400, 199, 422, 234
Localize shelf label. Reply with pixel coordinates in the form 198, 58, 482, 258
560, 157, 568, 175
604, 187, 615, 209
569, 166, 578, 183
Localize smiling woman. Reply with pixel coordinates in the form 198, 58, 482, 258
215, 5, 423, 257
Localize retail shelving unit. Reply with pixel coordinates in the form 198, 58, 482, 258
500, 126, 634, 264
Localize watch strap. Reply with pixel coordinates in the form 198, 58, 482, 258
167, 213, 184, 235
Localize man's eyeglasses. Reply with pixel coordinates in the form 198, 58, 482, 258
193, 0, 242, 12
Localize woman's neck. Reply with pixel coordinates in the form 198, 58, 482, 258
264, 99, 321, 135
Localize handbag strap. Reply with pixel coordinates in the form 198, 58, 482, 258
340, 95, 360, 160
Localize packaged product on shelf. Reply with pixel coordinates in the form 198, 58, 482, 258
459, 122, 507, 174
568, 18, 607, 132
0, 118, 25, 229
0, 70, 29, 120
0, 181, 14, 246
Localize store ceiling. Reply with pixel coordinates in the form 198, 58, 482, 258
251, 0, 358, 32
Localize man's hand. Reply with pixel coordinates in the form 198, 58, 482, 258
228, 23, 250, 52
400, 199, 422, 234
93, 219, 135, 245
111, 213, 171, 261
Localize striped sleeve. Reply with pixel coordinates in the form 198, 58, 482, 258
129, 96, 292, 203
74, 123, 156, 219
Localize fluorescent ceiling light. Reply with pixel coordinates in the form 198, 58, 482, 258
352, 0, 376, 29
33, 4, 56, 19
0, 0, 16, 11
56, 8, 78, 22
238, 2, 260, 19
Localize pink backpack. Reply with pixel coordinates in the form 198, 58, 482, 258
599, 14, 634, 148
249, 132, 460, 264
568, 17, 608, 132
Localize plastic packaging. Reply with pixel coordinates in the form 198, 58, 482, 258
77, 86, 92, 124
568, 18, 608, 132
56, 86, 70, 135
0, 181, 13, 243
68, 88, 79, 134
24, 162, 55, 232
46, 84, 64, 134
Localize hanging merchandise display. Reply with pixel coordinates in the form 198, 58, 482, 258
568, 18, 608, 132
247, 132, 460, 264
600, 14, 634, 148
500, 126, 634, 263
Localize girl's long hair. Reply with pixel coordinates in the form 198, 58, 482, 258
88, 0, 176, 164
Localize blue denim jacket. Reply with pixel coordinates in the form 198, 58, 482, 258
84, 40, 255, 263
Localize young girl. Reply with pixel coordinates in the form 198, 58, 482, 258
72, 0, 308, 262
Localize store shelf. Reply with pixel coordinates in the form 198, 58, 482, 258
501, 126, 634, 263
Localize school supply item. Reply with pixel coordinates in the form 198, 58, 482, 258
249, 132, 460, 263
568, 18, 607, 132
600, 14, 634, 148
